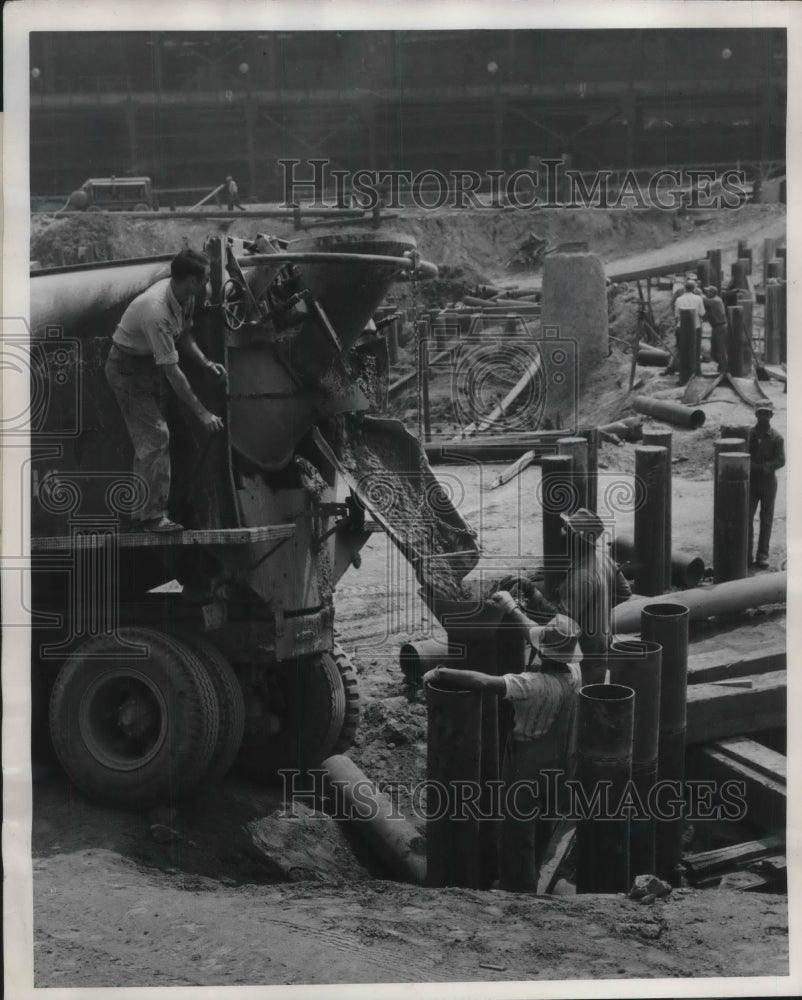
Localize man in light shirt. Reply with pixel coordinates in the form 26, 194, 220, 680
423, 611, 582, 891
105, 249, 226, 532
673, 278, 705, 376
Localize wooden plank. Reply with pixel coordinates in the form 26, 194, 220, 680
536, 819, 576, 895
682, 834, 784, 877
685, 671, 786, 744
687, 647, 785, 684
710, 737, 786, 784
31, 524, 296, 551
687, 741, 786, 832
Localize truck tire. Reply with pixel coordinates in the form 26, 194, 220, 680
49, 628, 219, 809
329, 642, 360, 754
236, 649, 353, 782
133, 202, 151, 212
169, 631, 245, 783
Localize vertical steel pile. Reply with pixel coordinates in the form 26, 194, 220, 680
642, 429, 672, 592
640, 602, 689, 886
730, 260, 749, 291
765, 281, 784, 365
677, 309, 698, 384
609, 639, 662, 877
557, 437, 589, 512
727, 305, 747, 378
581, 428, 600, 514
713, 452, 750, 583
706, 249, 722, 292
540, 454, 576, 600
425, 682, 482, 887
634, 445, 669, 596
575, 684, 635, 893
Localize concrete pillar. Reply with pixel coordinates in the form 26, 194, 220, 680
634, 445, 669, 597
557, 436, 589, 512
541, 252, 607, 424
642, 429, 672, 592
714, 452, 750, 583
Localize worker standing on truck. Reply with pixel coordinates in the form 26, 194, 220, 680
423, 609, 583, 892
105, 249, 226, 533
558, 508, 632, 686
747, 404, 785, 569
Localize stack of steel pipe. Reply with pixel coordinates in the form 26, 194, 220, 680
633, 445, 669, 597
557, 436, 590, 512
540, 454, 576, 600
609, 639, 662, 878
575, 684, 635, 893
425, 681, 483, 887
642, 428, 673, 592
640, 602, 689, 886
713, 451, 750, 583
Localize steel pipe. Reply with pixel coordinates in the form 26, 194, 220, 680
695, 258, 711, 290
425, 682, 482, 888
640, 602, 689, 886
557, 436, 589, 512
631, 396, 705, 429
642, 429, 673, 591
575, 684, 635, 894
637, 345, 672, 366
677, 308, 698, 384
706, 248, 722, 293
321, 755, 426, 884
539, 455, 576, 601
634, 446, 669, 597
767, 260, 784, 281
714, 452, 750, 583
720, 424, 750, 443
611, 534, 705, 589
730, 260, 749, 291
765, 282, 783, 365
399, 637, 452, 682
609, 639, 662, 878
581, 428, 600, 513
612, 572, 786, 633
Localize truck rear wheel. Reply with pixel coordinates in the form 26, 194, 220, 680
236, 644, 360, 782
169, 631, 245, 783
49, 628, 219, 809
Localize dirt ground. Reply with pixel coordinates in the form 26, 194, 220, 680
27, 202, 790, 991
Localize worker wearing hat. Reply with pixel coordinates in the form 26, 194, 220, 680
748, 403, 785, 568
702, 285, 729, 373
423, 606, 583, 891
557, 508, 632, 686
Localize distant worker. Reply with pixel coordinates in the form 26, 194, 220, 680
558, 509, 632, 686
226, 175, 245, 212
423, 607, 583, 891
673, 279, 705, 376
702, 285, 729, 373
105, 249, 226, 532
747, 404, 785, 569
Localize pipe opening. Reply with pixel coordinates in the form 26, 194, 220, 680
689, 410, 706, 429
642, 602, 690, 618
610, 639, 662, 657
580, 683, 635, 702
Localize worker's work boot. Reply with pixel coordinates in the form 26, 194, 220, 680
141, 516, 184, 533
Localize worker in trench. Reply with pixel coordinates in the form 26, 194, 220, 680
748, 403, 785, 569
105, 248, 227, 532
422, 608, 583, 892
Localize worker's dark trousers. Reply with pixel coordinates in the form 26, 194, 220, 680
748, 474, 778, 563
105, 347, 170, 522
711, 323, 729, 372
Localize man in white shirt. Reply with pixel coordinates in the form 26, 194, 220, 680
105, 249, 226, 532
423, 612, 582, 891
673, 279, 705, 376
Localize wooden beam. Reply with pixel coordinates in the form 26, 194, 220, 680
687, 646, 786, 684
687, 738, 786, 832
685, 671, 785, 744
682, 834, 784, 879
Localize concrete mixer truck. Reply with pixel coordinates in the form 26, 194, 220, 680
29, 231, 479, 809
